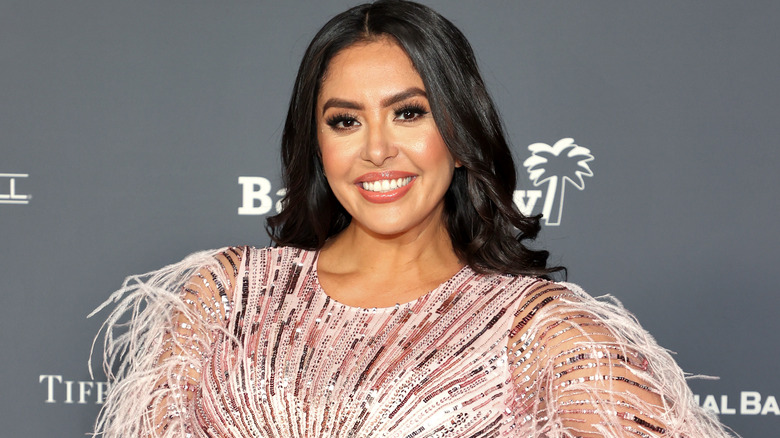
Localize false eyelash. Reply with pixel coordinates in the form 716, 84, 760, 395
394, 103, 429, 119
325, 113, 359, 128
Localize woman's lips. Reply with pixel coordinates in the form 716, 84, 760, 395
354, 171, 417, 204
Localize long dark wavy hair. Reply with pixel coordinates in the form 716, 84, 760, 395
267, 0, 563, 278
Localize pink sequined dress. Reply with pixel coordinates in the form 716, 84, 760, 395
92, 246, 734, 437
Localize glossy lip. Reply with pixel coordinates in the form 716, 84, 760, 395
354, 171, 417, 204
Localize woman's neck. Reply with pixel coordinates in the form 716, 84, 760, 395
315, 220, 464, 307
323, 219, 459, 273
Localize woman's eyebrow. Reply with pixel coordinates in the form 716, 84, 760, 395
321, 87, 427, 115
381, 87, 426, 108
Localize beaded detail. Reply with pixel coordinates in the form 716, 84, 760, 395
92, 246, 735, 437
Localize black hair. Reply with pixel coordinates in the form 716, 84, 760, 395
267, 0, 563, 278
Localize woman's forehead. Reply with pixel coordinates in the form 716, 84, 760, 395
318, 39, 424, 103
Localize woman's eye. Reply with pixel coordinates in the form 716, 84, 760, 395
326, 115, 360, 130
395, 106, 429, 121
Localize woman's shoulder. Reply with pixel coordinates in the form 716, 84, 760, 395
539, 280, 646, 329
92, 245, 316, 320
506, 279, 667, 378
224, 245, 316, 266
203, 245, 314, 265
502, 276, 619, 311
501, 277, 649, 342
204, 245, 317, 283
490, 273, 577, 304
507, 278, 643, 328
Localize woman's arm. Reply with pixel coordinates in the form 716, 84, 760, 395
91, 247, 245, 437
508, 281, 734, 437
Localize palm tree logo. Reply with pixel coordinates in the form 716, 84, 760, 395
522, 138, 593, 226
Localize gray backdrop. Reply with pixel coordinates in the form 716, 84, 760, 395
2, 1, 778, 436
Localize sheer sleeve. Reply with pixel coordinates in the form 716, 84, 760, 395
508, 281, 736, 437
89, 246, 246, 437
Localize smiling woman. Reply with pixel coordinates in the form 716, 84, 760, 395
314, 38, 463, 307
317, 39, 456, 236
266, 1, 554, 279
92, 1, 736, 437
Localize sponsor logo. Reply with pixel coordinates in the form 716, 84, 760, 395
39, 374, 109, 404
694, 391, 779, 416
0, 173, 32, 205
238, 138, 594, 226
517, 138, 593, 226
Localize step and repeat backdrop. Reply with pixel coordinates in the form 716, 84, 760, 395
2, 1, 778, 436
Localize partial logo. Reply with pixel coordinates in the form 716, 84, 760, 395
516, 138, 594, 226
0, 173, 32, 205
39, 374, 109, 404
695, 391, 779, 416
237, 176, 286, 216
237, 138, 594, 226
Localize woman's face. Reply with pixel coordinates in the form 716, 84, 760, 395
316, 38, 457, 239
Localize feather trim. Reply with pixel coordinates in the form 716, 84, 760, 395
88, 250, 738, 437
88, 248, 241, 438
532, 282, 739, 437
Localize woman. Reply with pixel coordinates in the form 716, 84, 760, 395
92, 1, 734, 437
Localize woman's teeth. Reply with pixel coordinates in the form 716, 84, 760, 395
361, 177, 413, 193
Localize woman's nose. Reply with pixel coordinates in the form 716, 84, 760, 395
361, 122, 398, 166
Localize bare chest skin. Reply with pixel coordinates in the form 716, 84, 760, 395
315, 225, 464, 309
316, 257, 465, 308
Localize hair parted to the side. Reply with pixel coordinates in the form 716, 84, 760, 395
266, 0, 564, 279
